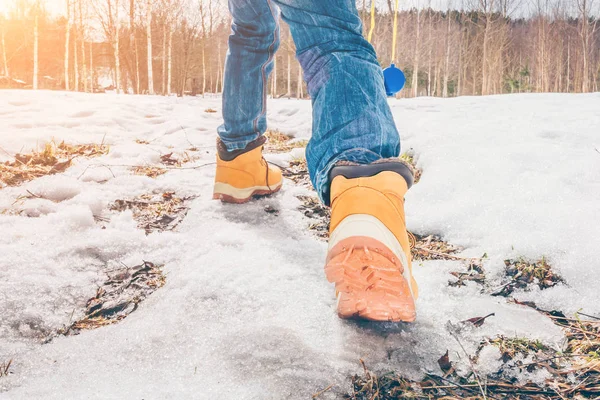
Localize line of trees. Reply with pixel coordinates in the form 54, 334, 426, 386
0, 0, 598, 97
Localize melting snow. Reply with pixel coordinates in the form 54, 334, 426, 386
0, 90, 599, 398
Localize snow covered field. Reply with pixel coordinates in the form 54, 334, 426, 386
0, 90, 599, 399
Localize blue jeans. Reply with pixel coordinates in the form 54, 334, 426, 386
218, 0, 401, 204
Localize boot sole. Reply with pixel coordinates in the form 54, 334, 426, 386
213, 182, 282, 204
325, 236, 416, 322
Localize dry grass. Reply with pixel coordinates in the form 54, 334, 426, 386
204, 108, 217, 113
57, 261, 165, 336
132, 165, 167, 178
0, 141, 109, 187
131, 151, 198, 178
0, 359, 12, 378
449, 261, 487, 287
283, 157, 312, 188
488, 336, 551, 363
110, 191, 196, 234
410, 232, 463, 261
344, 335, 600, 400
264, 130, 308, 153
297, 195, 330, 240
493, 257, 564, 297
340, 264, 598, 399
400, 151, 422, 184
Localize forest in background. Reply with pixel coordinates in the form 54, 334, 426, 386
0, 0, 599, 97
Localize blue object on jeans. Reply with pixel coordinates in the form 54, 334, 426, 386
218, 0, 402, 205
383, 64, 406, 96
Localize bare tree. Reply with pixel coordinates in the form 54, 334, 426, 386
33, 0, 40, 90
79, 0, 88, 92
1, 15, 8, 76
65, 0, 71, 90
146, 0, 154, 94
442, 8, 452, 97
73, 1, 79, 91
412, 8, 421, 97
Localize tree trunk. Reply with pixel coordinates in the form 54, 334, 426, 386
427, 10, 432, 96
33, 8, 39, 90
65, 0, 71, 91
89, 42, 94, 90
146, 0, 154, 94
201, 39, 206, 94
74, 11, 79, 92
167, 26, 172, 96
442, 11, 451, 98
162, 21, 167, 95
79, 0, 88, 92
114, 0, 121, 93
482, 14, 491, 95
412, 9, 420, 97
1, 20, 8, 76
219, 42, 225, 92
130, 0, 140, 94
579, 0, 589, 92
566, 39, 570, 93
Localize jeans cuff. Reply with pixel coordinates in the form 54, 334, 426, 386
315, 148, 383, 206
219, 133, 261, 152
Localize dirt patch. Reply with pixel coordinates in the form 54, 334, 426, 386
283, 158, 312, 189
109, 191, 196, 234
493, 257, 564, 297
449, 261, 486, 287
410, 233, 463, 261
132, 165, 167, 178
55, 261, 165, 337
264, 130, 308, 154
132, 151, 198, 178
0, 141, 109, 188
341, 341, 600, 400
296, 195, 330, 240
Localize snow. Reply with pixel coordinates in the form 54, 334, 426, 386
0, 90, 598, 398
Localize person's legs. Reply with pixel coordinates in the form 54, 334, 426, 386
213, 0, 283, 203
275, 0, 417, 322
218, 0, 280, 151
272, 0, 400, 204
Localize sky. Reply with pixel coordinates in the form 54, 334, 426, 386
0, 0, 64, 16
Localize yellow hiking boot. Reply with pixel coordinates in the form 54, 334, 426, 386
213, 136, 283, 204
324, 160, 418, 322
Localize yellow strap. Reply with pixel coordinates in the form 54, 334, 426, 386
391, 0, 399, 63
367, 0, 375, 43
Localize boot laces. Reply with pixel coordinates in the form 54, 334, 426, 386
262, 157, 272, 191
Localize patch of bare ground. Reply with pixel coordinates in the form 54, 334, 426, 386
109, 191, 196, 234
283, 157, 312, 189
449, 260, 487, 287
492, 257, 565, 297
132, 151, 199, 178
52, 261, 165, 338
0, 141, 109, 188
409, 232, 463, 261
264, 130, 308, 153
332, 260, 599, 400
297, 195, 330, 240
337, 324, 600, 400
